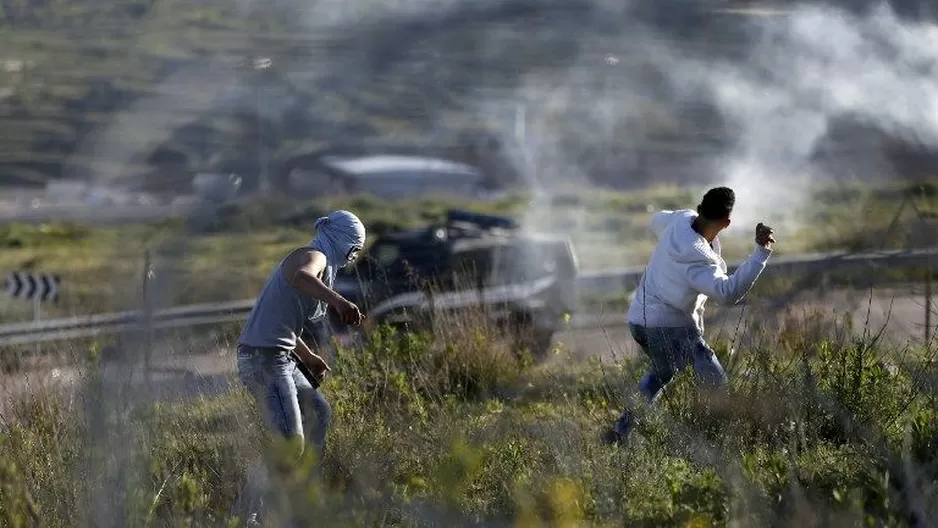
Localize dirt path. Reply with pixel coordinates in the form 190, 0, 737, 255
554, 286, 935, 364
2, 288, 934, 414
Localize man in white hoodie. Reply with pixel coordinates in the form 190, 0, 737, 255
608, 186, 775, 442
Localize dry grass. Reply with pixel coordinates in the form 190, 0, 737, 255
1, 297, 937, 527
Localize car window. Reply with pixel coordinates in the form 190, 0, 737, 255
345, 241, 395, 281
489, 242, 557, 286
371, 243, 400, 267
369, 242, 449, 288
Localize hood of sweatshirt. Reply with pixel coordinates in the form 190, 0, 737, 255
661, 210, 722, 268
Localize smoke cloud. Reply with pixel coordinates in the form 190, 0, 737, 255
63, 0, 938, 270
460, 2, 938, 244
692, 4, 938, 231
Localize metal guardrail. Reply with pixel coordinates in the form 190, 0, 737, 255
0, 300, 256, 346
577, 247, 938, 294
1, 247, 936, 346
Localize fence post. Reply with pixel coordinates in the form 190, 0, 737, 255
926, 264, 932, 347
423, 280, 435, 333
32, 293, 40, 356
142, 249, 153, 384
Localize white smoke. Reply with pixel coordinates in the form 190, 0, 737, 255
694, 4, 938, 231
70, 0, 938, 247
452, 3, 938, 254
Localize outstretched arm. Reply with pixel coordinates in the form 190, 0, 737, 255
686, 246, 772, 305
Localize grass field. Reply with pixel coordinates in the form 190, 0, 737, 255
0, 178, 936, 321
1, 306, 937, 527
1, 179, 937, 526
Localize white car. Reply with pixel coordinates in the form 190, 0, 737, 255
288, 154, 494, 200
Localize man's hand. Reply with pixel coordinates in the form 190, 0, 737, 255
332, 298, 364, 326
755, 222, 776, 249
306, 352, 331, 376
293, 336, 331, 384
302, 352, 331, 383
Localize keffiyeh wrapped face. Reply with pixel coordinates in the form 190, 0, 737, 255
311, 210, 366, 269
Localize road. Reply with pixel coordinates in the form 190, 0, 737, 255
0, 202, 203, 225
2, 287, 934, 414
558, 286, 933, 361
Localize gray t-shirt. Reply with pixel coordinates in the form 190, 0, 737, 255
238, 248, 335, 352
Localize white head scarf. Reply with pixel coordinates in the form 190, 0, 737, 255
311, 210, 366, 269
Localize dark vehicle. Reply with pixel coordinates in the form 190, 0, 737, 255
312, 210, 579, 357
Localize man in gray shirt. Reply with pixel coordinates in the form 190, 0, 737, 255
234, 210, 366, 525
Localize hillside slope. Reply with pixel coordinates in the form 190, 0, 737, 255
1, 0, 936, 195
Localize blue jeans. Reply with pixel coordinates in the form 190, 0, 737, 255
234, 345, 332, 519
614, 324, 727, 435
237, 345, 332, 456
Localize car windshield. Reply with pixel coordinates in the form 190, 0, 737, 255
345, 239, 447, 284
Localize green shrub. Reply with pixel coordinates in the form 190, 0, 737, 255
2, 310, 937, 526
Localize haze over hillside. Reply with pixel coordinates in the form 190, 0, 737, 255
1, 0, 936, 203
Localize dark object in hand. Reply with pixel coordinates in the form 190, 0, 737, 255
291, 351, 320, 389
755, 222, 776, 247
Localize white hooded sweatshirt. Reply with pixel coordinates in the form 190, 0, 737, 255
627, 209, 772, 333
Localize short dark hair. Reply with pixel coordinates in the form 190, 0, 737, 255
697, 186, 735, 221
